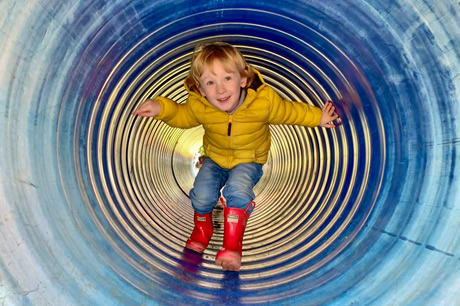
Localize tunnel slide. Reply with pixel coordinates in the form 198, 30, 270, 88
1, 0, 459, 305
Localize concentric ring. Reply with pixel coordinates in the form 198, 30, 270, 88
79, 8, 382, 298
1, 1, 459, 304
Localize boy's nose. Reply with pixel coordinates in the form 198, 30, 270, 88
216, 83, 225, 93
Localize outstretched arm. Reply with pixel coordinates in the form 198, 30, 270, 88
132, 97, 200, 129
132, 99, 161, 117
319, 101, 339, 128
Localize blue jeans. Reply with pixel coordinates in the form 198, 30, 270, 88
190, 158, 264, 214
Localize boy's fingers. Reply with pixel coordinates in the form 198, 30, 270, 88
133, 110, 148, 116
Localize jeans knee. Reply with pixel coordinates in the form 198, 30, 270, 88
225, 184, 253, 201
190, 188, 219, 214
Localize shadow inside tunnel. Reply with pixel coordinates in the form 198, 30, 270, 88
220, 270, 242, 304
176, 247, 242, 304
1, 0, 459, 304
177, 248, 205, 283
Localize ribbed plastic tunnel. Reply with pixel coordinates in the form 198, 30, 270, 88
1, 0, 459, 305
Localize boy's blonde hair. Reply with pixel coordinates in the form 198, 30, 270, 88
185, 42, 255, 94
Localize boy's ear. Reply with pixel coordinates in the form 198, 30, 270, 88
240, 76, 248, 88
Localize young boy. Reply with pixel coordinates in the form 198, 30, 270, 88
133, 42, 338, 271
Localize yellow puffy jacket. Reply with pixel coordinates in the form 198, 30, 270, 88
154, 70, 322, 169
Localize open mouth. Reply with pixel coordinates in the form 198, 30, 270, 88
217, 96, 230, 103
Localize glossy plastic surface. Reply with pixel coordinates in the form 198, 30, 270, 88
1, 0, 459, 304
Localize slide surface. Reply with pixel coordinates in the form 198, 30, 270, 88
1, 0, 459, 304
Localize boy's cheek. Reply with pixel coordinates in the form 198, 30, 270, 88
199, 87, 207, 97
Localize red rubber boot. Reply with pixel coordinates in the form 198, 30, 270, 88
215, 199, 255, 271
186, 211, 213, 253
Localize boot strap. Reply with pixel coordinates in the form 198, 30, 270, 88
219, 197, 255, 213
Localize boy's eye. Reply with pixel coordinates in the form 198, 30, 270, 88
206, 81, 214, 86
225, 76, 232, 81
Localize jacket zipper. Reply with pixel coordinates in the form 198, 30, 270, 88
228, 115, 233, 166
227, 115, 233, 136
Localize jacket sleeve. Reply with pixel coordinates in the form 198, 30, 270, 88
266, 86, 322, 127
153, 96, 201, 129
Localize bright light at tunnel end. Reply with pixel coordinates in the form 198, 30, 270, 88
0, 0, 459, 305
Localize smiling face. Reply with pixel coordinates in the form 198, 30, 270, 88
199, 59, 247, 113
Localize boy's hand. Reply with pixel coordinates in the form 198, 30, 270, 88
319, 101, 339, 128
132, 99, 161, 117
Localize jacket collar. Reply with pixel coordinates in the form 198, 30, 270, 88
249, 69, 265, 92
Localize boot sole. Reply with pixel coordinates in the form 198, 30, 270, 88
186, 240, 206, 253
215, 249, 241, 271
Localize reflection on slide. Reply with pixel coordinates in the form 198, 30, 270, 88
0, 0, 459, 304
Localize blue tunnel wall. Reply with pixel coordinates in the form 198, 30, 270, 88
1, 0, 459, 305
